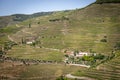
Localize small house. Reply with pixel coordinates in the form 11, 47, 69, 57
76, 52, 88, 57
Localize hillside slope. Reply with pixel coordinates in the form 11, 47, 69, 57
0, 12, 53, 29
0, 16, 14, 28
9, 3, 120, 54
1, 2, 120, 80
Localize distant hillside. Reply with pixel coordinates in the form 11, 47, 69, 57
0, 12, 53, 28
96, 0, 120, 4
0, 16, 13, 28
12, 12, 53, 21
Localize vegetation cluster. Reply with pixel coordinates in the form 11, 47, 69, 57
96, 0, 120, 4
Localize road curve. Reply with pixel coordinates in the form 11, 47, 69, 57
66, 74, 95, 80
68, 64, 90, 68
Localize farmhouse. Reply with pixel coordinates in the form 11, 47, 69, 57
76, 52, 88, 57
65, 50, 89, 57
26, 41, 34, 44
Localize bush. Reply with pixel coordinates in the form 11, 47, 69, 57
4, 41, 17, 50
0, 50, 3, 57
29, 23, 31, 28
56, 76, 67, 80
82, 56, 94, 61
94, 54, 105, 60
114, 42, 120, 50
61, 16, 69, 21
100, 39, 107, 42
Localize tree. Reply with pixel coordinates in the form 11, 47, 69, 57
0, 50, 3, 57
64, 54, 69, 57
61, 16, 69, 21
94, 54, 105, 60
3, 41, 17, 52
114, 42, 120, 50
21, 38, 26, 44
32, 42, 36, 47
0, 46, 4, 57
38, 22, 40, 24
56, 75, 67, 80
4, 42, 11, 50
74, 50, 79, 56
29, 23, 31, 28
82, 56, 94, 61
100, 39, 107, 42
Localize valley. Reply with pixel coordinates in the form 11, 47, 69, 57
0, 0, 120, 80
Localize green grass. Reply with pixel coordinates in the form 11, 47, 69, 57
2, 4, 120, 57
0, 36, 9, 46
5, 4, 120, 60
7, 45, 64, 61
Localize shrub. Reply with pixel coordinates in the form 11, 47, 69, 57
37, 22, 40, 24
4, 41, 17, 50
0, 50, 3, 57
82, 56, 94, 61
94, 53, 105, 60
114, 42, 120, 50
29, 23, 31, 28
56, 76, 67, 80
100, 39, 107, 42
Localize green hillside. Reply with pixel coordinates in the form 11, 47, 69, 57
0, 2, 120, 80
12, 12, 53, 21
0, 12, 53, 29
8, 3, 120, 54
0, 16, 13, 28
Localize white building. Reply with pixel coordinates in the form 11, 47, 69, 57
76, 52, 88, 57
25, 36, 36, 44
26, 41, 34, 44
65, 50, 89, 57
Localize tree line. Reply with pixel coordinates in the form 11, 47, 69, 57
96, 0, 120, 4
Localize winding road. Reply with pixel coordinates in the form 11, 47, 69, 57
8, 35, 14, 42
8, 35, 17, 43
66, 74, 95, 80
68, 64, 90, 68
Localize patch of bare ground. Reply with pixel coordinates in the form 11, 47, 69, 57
0, 61, 26, 79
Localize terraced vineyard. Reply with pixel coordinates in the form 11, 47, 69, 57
6, 3, 120, 56
6, 45, 63, 61
74, 51, 120, 80
0, 1, 120, 80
